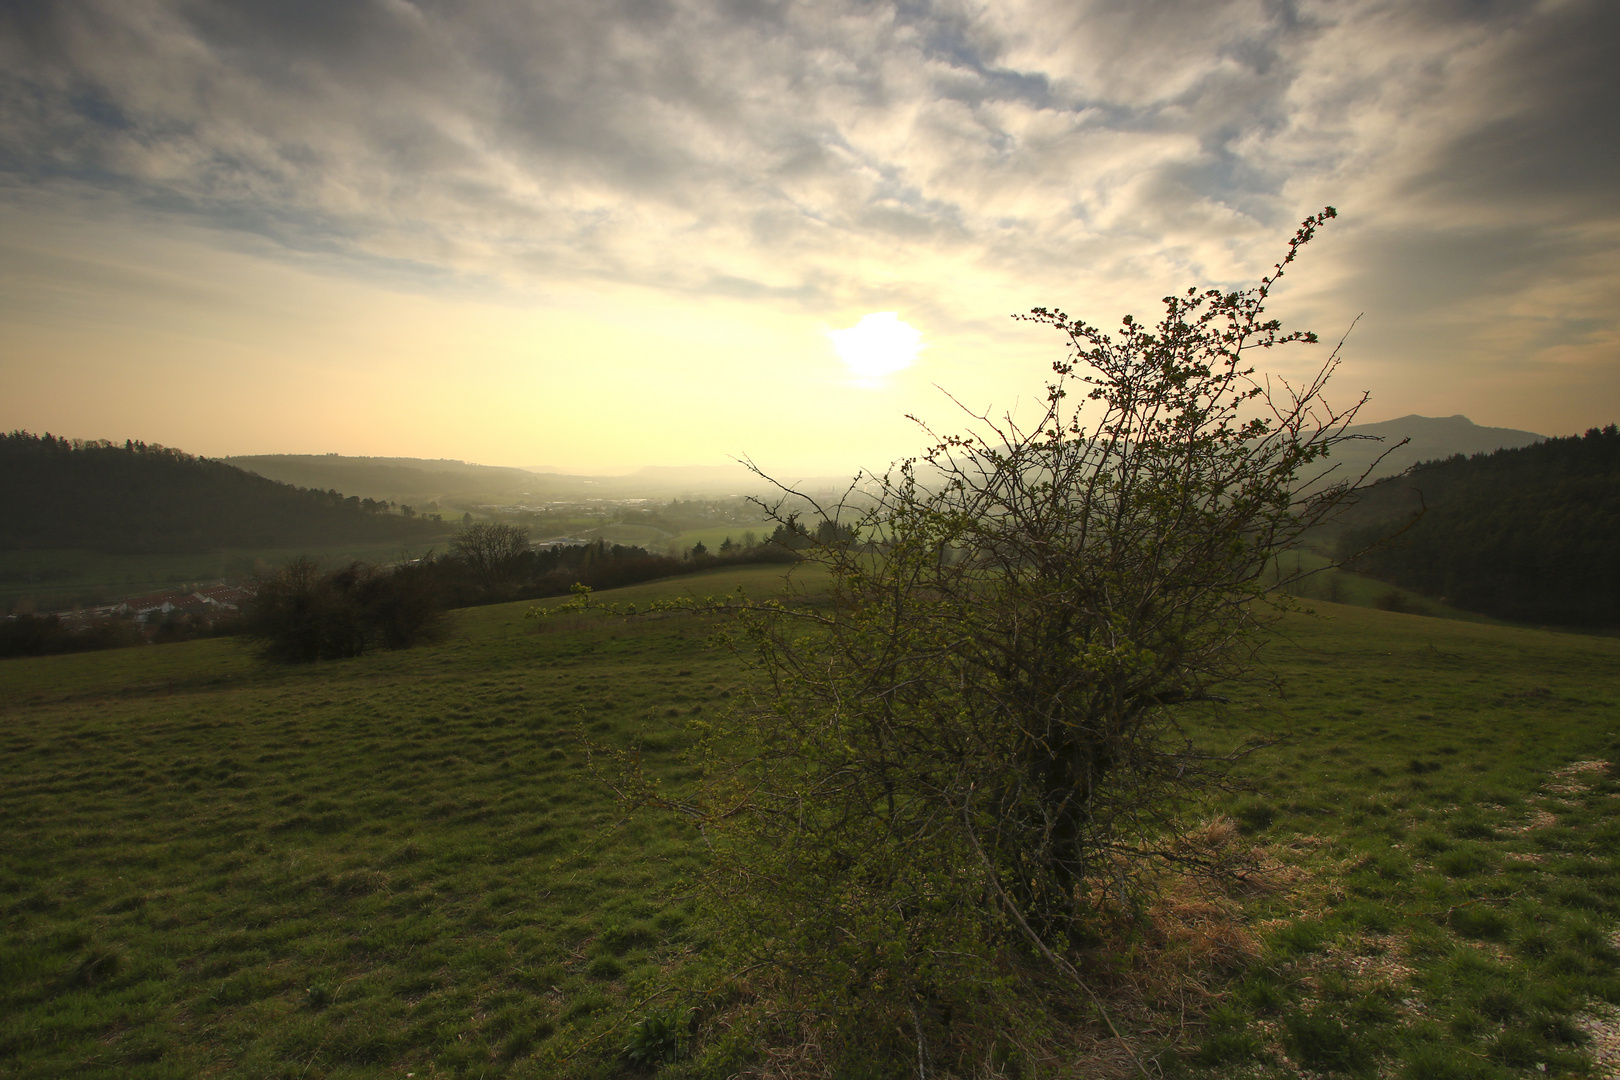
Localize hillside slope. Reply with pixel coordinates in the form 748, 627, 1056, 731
1339, 424, 1620, 626
0, 433, 447, 555
224, 454, 545, 504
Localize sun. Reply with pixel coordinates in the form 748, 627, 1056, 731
827, 312, 923, 386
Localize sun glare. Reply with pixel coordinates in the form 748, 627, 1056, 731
827, 312, 923, 386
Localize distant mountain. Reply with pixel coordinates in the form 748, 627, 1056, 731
1338, 424, 1620, 627
1, 434, 446, 555
1318, 414, 1544, 483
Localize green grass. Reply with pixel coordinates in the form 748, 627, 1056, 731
2, 572, 1616, 1078
587, 524, 666, 546
1174, 603, 1620, 1079
1272, 547, 1498, 622
573, 562, 829, 605
0, 565, 822, 1078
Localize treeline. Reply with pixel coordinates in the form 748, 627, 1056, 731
245, 525, 804, 662
0, 432, 447, 554
429, 523, 801, 608
0, 605, 241, 659
1340, 425, 1620, 627
0, 612, 141, 658
1, 521, 814, 662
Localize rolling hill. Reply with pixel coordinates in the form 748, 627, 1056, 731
222, 454, 547, 506
0, 433, 446, 556
224, 454, 852, 504
226, 417, 1540, 510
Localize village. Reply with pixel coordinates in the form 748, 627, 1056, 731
2, 581, 255, 647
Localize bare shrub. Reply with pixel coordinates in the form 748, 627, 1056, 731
246, 557, 448, 662
594, 210, 1376, 1074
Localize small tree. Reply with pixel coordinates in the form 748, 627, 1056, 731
245, 557, 449, 662
245, 557, 370, 662
450, 522, 531, 590
591, 209, 1381, 1071
361, 559, 451, 649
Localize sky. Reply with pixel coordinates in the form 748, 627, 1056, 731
0, 0, 1614, 476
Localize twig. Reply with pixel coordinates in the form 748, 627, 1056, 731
1416, 888, 1525, 919
555, 984, 678, 1063
960, 808, 1155, 1080
910, 1000, 931, 1080
554, 962, 771, 1063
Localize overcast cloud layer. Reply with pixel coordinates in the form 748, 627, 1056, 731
0, 0, 1614, 466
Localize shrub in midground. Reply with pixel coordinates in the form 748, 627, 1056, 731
245, 557, 448, 662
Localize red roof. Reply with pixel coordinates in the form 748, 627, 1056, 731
123, 591, 185, 610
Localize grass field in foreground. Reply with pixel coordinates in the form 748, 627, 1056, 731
1, 567, 1617, 1079
1177, 604, 1620, 1079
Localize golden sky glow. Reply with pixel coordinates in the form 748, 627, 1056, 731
1, 0, 1615, 475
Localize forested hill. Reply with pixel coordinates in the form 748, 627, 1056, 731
0, 433, 448, 555
1340, 425, 1620, 627
223, 454, 543, 504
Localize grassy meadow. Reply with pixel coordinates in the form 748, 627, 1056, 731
2, 564, 1617, 1078
1270, 548, 1500, 624
1178, 601, 1620, 1079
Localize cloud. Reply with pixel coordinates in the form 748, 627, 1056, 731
0, 0, 1616, 436
1400, 0, 1618, 216
0, 1, 1324, 288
